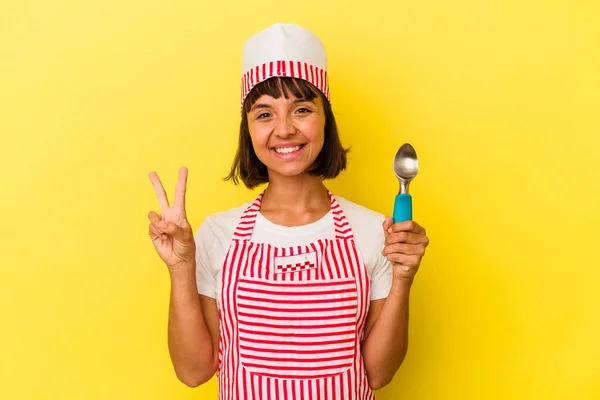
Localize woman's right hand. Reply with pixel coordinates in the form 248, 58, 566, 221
147, 167, 196, 272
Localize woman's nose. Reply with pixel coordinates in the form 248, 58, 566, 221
274, 115, 296, 137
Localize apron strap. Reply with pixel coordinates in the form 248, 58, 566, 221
231, 191, 264, 240
231, 190, 355, 241
330, 192, 354, 240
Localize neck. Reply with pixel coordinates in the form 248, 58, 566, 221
262, 173, 329, 212
259, 173, 331, 226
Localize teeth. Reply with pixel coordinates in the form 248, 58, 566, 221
274, 145, 302, 154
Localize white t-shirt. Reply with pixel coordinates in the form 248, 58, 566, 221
195, 195, 393, 305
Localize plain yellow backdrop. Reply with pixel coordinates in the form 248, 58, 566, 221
1, 0, 599, 399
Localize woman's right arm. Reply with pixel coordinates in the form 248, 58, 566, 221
167, 264, 219, 387
147, 167, 220, 387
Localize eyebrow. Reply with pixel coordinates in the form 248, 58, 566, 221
251, 103, 271, 111
250, 98, 315, 112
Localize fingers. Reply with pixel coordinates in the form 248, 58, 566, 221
387, 220, 426, 235
149, 172, 170, 211
148, 211, 167, 240
174, 167, 188, 209
382, 243, 425, 256
149, 222, 167, 241
385, 231, 428, 246
382, 217, 393, 239
160, 220, 192, 242
386, 253, 421, 268
382, 218, 429, 271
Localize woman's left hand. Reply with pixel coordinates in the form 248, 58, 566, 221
382, 217, 429, 282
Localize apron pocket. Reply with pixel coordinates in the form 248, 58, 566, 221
235, 276, 359, 380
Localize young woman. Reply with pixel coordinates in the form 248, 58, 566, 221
147, 23, 429, 399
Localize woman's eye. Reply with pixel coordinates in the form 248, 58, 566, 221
296, 107, 312, 114
257, 112, 270, 119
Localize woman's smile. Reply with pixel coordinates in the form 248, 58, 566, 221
271, 143, 306, 160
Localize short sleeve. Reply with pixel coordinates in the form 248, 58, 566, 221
368, 226, 393, 301
369, 254, 393, 300
195, 218, 218, 299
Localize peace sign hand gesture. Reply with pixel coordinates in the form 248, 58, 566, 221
147, 167, 196, 272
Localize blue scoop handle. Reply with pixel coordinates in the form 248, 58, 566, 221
393, 193, 412, 223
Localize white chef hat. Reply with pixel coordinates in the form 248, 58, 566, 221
240, 23, 330, 109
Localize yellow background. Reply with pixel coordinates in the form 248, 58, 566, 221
1, 0, 599, 399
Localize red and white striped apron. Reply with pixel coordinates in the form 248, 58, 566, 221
217, 191, 375, 400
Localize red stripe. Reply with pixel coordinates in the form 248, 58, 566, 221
320, 69, 325, 92
266, 244, 272, 281
347, 368, 353, 400
237, 286, 355, 297
239, 345, 355, 355
282, 60, 287, 76
238, 278, 353, 289
277, 247, 285, 282
241, 353, 353, 364
238, 311, 355, 322
239, 336, 355, 346
240, 327, 355, 337
289, 60, 295, 77
316, 378, 321, 400
238, 320, 356, 332
238, 303, 357, 314
237, 295, 357, 305
316, 67, 321, 88
243, 362, 352, 372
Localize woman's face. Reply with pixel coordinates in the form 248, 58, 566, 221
246, 93, 326, 179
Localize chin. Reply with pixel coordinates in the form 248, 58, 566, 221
268, 164, 314, 179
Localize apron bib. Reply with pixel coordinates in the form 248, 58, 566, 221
217, 191, 374, 400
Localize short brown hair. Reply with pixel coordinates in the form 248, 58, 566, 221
225, 77, 349, 190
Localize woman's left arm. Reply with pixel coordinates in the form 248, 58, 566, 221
361, 218, 429, 390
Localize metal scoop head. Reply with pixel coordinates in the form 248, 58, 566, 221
393, 143, 419, 194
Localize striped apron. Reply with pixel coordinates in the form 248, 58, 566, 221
218, 191, 374, 400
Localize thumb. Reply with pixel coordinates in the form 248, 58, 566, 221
159, 220, 190, 241
382, 216, 393, 239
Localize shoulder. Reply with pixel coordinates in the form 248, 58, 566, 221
194, 201, 252, 242
335, 196, 387, 232
334, 195, 387, 260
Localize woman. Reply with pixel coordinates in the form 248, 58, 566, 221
147, 23, 429, 399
